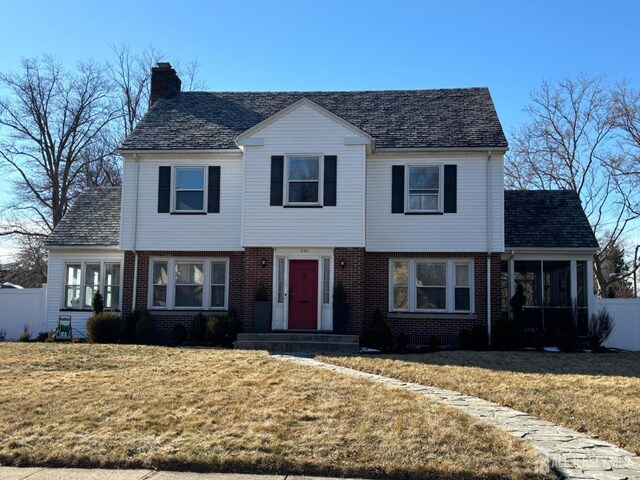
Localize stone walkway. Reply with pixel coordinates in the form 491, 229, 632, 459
273, 355, 640, 480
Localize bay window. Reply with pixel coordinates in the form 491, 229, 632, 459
149, 258, 229, 310
390, 259, 474, 313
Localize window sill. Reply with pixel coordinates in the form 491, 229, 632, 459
283, 205, 323, 208
170, 212, 208, 215
404, 211, 444, 216
59, 308, 121, 313
388, 312, 476, 320
148, 309, 229, 316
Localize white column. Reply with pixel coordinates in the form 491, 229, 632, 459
586, 259, 595, 316
570, 260, 578, 308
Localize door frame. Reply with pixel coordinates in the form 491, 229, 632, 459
272, 248, 334, 331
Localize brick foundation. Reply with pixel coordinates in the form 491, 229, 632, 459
122, 249, 502, 346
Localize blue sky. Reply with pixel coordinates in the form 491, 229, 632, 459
0, 0, 639, 260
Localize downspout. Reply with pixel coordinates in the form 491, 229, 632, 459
486, 151, 492, 345
131, 153, 140, 312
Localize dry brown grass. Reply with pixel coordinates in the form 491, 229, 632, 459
0, 344, 551, 479
318, 351, 640, 455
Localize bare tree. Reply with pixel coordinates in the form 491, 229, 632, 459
505, 75, 640, 295
0, 55, 118, 237
1, 235, 47, 288
612, 80, 640, 180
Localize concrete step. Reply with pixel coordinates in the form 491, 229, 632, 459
237, 333, 359, 344
235, 339, 359, 354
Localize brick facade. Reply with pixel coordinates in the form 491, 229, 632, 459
122, 248, 502, 346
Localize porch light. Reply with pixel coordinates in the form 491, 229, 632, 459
261, 259, 267, 268
340, 260, 346, 269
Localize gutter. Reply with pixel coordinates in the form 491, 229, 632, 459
486, 151, 492, 345
131, 153, 140, 312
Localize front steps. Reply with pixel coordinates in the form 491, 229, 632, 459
235, 333, 359, 354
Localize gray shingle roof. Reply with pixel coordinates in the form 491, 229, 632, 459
120, 88, 507, 151
44, 187, 121, 248
504, 190, 599, 250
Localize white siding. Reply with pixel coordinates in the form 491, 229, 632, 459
45, 250, 124, 337
242, 103, 366, 247
366, 153, 505, 252
120, 155, 243, 251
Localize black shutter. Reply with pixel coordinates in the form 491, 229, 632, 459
208, 166, 221, 213
157, 166, 171, 213
391, 165, 405, 214
270, 156, 284, 206
323, 155, 337, 206
443, 164, 457, 213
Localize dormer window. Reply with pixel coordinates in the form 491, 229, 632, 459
174, 167, 205, 211
407, 165, 441, 212
286, 155, 321, 204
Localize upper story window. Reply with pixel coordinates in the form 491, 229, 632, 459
407, 165, 441, 212
175, 167, 205, 212
287, 155, 321, 204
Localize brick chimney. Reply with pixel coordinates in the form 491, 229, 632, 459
150, 62, 181, 107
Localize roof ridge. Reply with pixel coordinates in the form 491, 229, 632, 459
179, 87, 490, 95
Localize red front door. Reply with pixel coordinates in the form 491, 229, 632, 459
288, 260, 319, 330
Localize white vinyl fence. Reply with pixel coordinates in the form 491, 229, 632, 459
0, 286, 47, 341
595, 298, 640, 351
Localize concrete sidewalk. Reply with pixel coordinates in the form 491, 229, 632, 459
0, 469, 345, 480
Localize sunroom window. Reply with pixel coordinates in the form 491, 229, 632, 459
64, 264, 82, 309
287, 155, 320, 204
175, 167, 205, 211
83, 263, 101, 308
63, 262, 122, 310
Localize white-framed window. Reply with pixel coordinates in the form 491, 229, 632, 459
322, 257, 331, 304
407, 165, 442, 212
62, 261, 123, 310
276, 257, 285, 304
174, 166, 205, 212
389, 259, 474, 313
286, 155, 321, 204
149, 258, 229, 311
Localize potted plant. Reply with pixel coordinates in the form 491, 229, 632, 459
333, 281, 349, 334
253, 282, 271, 333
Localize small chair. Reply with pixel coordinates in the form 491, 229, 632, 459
56, 316, 73, 341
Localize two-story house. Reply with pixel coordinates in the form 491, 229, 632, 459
44, 63, 598, 347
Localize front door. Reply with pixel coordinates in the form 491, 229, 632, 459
288, 260, 319, 329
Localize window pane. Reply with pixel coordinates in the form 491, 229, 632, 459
211, 285, 225, 308
153, 262, 168, 285
417, 287, 446, 310
277, 257, 285, 304
105, 264, 120, 286
85, 286, 99, 308
577, 261, 587, 308
153, 285, 167, 307
175, 285, 203, 307
543, 261, 571, 307
288, 182, 319, 203
515, 261, 542, 306
105, 286, 120, 309
65, 286, 81, 308
176, 263, 204, 285
455, 287, 470, 311
211, 261, 226, 285
409, 194, 438, 211
85, 264, 100, 286
416, 263, 446, 287
409, 166, 439, 189
175, 167, 204, 189
455, 264, 469, 286
176, 191, 204, 211
393, 287, 408, 310
66, 265, 81, 286
289, 157, 319, 180
393, 261, 409, 285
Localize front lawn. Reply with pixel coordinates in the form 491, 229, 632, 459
0, 344, 550, 479
318, 351, 640, 455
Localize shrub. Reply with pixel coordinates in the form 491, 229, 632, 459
363, 309, 393, 351
429, 335, 440, 351
470, 325, 488, 350
87, 312, 121, 343
134, 310, 153, 344
36, 331, 49, 342
333, 282, 348, 303
588, 309, 615, 350
395, 332, 408, 351
19, 325, 31, 342
227, 307, 243, 338
124, 309, 141, 342
173, 324, 188, 345
493, 315, 526, 350
190, 313, 208, 342
458, 329, 471, 349
207, 311, 242, 347
92, 291, 104, 314
0, 328, 6, 341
